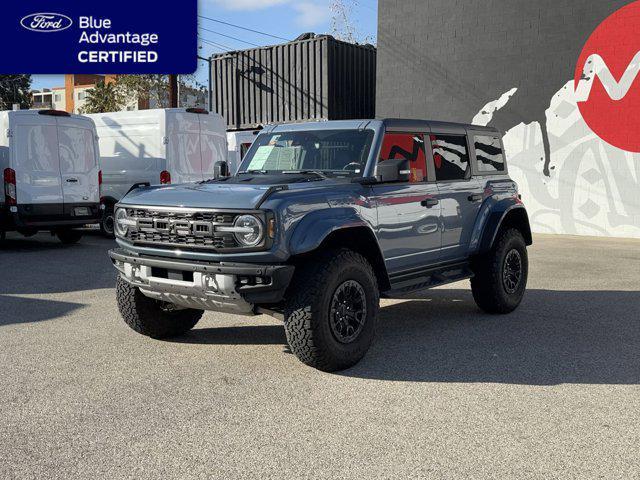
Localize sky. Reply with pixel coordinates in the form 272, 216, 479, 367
31, 0, 378, 91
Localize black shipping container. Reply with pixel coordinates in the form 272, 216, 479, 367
210, 35, 376, 130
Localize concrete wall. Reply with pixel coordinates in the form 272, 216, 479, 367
377, 0, 640, 238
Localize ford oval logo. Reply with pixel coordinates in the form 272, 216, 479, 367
20, 13, 73, 33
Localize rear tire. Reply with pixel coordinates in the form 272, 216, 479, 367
100, 207, 115, 239
56, 229, 83, 245
116, 276, 203, 339
471, 228, 528, 314
283, 248, 379, 372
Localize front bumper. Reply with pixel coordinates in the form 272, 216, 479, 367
109, 248, 294, 314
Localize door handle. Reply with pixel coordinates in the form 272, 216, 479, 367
66, 178, 79, 183
421, 198, 439, 208
468, 193, 483, 202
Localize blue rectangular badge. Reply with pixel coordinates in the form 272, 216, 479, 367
1, 0, 197, 74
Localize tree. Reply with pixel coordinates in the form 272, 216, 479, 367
117, 74, 169, 108
0, 75, 32, 110
118, 74, 206, 108
80, 80, 126, 113
329, 0, 376, 45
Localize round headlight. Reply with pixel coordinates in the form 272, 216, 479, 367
114, 208, 128, 237
233, 215, 264, 247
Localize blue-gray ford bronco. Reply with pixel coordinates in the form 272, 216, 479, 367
109, 119, 532, 372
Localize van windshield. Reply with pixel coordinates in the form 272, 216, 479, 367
238, 129, 374, 177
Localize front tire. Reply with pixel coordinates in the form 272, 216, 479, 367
283, 248, 379, 372
56, 229, 83, 245
471, 228, 528, 314
116, 276, 203, 339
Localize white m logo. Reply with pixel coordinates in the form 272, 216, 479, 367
575, 52, 640, 102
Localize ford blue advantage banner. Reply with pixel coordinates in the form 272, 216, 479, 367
1, 0, 197, 73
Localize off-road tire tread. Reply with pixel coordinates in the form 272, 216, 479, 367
471, 228, 527, 314
116, 276, 203, 339
283, 248, 379, 372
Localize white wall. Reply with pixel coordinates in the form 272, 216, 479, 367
479, 82, 640, 238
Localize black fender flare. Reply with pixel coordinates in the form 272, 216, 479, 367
476, 203, 532, 255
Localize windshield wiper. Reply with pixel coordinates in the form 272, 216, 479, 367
282, 170, 329, 179
238, 169, 269, 175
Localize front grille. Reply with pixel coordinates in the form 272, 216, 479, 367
122, 207, 244, 251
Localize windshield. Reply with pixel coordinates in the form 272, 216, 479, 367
238, 129, 374, 177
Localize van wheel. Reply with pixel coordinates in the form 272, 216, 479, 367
471, 228, 528, 314
116, 276, 203, 339
283, 248, 379, 372
100, 207, 115, 239
56, 229, 83, 245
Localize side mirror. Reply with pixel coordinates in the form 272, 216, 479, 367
214, 161, 230, 178
376, 158, 411, 183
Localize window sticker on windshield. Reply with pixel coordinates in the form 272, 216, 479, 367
247, 146, 275, 170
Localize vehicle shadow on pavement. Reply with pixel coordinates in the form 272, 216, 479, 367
172, 325, 287, 345
0, 233, 116, 295
0, 295, 85, 325
341, 288, 640, 385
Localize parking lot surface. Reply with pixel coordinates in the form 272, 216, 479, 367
1, 232, 638, 479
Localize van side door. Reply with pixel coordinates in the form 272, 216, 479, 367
12, 113, 64, 215
371, 131, 442, 274
429, 132, 484, 262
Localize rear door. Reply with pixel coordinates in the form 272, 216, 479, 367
57, 117, 100, 205
12, 113, 63, 213
429, 132, 484, 262
166, 111, 203, 184
94, 113, 163, 200
198, 113, 227, 180
371, 131, 442, 273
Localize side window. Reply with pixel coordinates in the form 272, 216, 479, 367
240, 142, 253, 159
474, 135, 505, 173
430, 134, 470, 181
379, 133, 426, 183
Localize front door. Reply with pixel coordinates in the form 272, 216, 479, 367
371, 132, 442, 273
429, 133, 484, 262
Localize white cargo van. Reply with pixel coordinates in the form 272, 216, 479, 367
227, 129, 259, 174
0, 110, 101, 244
88, 108, 227, 236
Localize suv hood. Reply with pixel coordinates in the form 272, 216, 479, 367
119, 176, 350, 210
120, 183, 274, 209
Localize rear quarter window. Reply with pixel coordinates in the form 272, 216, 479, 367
430, 134, 470, 181
474, 135, 506, 173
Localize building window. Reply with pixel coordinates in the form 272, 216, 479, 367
54, 94, 62, 102
430, 134, 470, 181
379, 133, 427, 183
77, 91, 86, 100
474, 135, 505, 173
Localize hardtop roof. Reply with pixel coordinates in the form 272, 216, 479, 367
264, 118, 501, 135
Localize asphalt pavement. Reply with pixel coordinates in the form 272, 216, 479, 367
0, 231, 638, 479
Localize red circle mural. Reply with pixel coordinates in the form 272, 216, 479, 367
575, 1, 640, 152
